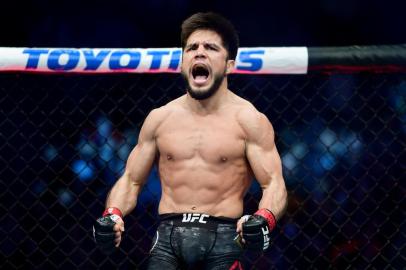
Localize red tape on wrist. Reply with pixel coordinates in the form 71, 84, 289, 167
255, 209, 276, 231
103, 207, 123, 218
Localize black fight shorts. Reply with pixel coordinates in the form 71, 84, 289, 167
147, 213, 244, 270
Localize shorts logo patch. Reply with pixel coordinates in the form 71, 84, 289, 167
182, 213, 210, 224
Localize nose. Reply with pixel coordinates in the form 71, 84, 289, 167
195, 44, 207, 58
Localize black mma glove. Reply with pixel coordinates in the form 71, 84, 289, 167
93, 207, 123, 255
241, 209, 276, 251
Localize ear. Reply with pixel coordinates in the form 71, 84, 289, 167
226, 59, 235, 74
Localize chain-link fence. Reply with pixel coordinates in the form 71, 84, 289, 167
0, 72, 405, 269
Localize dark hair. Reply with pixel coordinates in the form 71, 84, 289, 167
181, 12, 239, 60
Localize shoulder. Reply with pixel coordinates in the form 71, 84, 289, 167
140, 99, 176, 138
143, 95, 186, 128
148, 95, 185, 119
144, 106, 169, 127
234, 98, 274, 142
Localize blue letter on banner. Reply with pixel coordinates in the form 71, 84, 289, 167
169, 49, 181, 70
83, 50, 111, 70
109, 51, 141, 70
23, 49, 49, 69
236, 50, 265, 72
48, 49, 80, 70
147, 50, 170, 70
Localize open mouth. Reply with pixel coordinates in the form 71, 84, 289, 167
191, 64, 210, 85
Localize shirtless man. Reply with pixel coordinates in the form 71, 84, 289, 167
93, 12, 288, 269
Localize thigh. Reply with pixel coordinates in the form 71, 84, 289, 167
147, 224, 180, 270
147, 254, 180, 270
205, 225, 244, 270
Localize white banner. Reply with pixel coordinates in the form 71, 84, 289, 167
0, 47, 308, 74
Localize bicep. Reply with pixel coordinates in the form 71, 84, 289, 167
124, 110, 161, 184
245, 115, 283, 188
125, 141, 156, 181
247, 138, 283, 188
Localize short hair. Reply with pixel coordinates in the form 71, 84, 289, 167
181, 12, 239, 60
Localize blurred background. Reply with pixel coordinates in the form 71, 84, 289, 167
0, 0, 405, 269
1, 0, 406, 47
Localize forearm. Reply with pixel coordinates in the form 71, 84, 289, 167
106, 172, 142, 217
258, 176, 288, 220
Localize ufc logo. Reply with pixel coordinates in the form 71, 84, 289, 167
182, 213, 209, 224
262, 226, 270, 250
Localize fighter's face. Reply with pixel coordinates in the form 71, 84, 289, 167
181, 30, 234, 100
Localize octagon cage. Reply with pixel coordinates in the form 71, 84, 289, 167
0, 45, 405, 269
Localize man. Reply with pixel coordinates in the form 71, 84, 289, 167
94, 12, 288, 269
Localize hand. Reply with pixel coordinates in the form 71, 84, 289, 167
93, 213, 125, 254
236, 209, 276, 251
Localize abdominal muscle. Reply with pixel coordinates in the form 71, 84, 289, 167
157, 156, 252, 219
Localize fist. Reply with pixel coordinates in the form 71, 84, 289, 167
236, 209, 276, 251
242, 215, 271, 250
93, 214, 124, 254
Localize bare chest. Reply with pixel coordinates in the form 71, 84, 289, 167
156, 114, 246, 162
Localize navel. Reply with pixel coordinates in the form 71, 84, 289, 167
220, 156, 228, 162
167, 154, 173, 160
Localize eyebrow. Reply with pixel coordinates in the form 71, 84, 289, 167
185, 42, 221, 49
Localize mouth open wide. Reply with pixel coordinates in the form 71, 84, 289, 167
191, 64, 210, 85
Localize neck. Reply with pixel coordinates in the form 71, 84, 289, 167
186, 78, 229, 114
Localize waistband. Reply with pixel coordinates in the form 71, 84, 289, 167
160, 213, 238, 229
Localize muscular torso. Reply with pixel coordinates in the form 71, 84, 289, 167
155, 95, 253, 218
